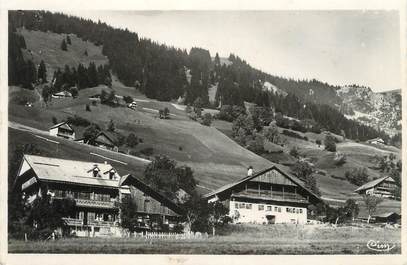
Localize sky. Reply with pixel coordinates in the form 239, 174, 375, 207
69, 10, 401, 92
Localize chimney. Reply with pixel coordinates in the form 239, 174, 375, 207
247, 166, 253, 177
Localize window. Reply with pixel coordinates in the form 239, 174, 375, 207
299, 209, 303, 214
235, 203, 239, 209
278, 207, 281, 213
286, 207, 290, 213
296, 208, 300, 214
246, 203, 252, 209
258, 205, 264, 211
266, 206, 272, 211
274, 206, 278, 212
239, 203, 246, 209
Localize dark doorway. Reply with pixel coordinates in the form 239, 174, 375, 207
266, 215, 276, 224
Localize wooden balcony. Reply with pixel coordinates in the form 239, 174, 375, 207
232, 190, 309, 203
62, 217, 83, 226
88, 220, 118, 227
54, 196, 118, 209
75, 198, 117, 209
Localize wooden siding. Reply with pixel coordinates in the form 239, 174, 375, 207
251, 169, 296, 186
130, 186, 178, 216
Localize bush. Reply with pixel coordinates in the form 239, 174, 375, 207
123, 95, 133, 103
52, 116, 58, 125
289, 147, 299, 158
140, 147, 154, 156
66, 115, 91, 127
201, 113, 212, 126
126, 133, 139, 148
324, 135, 337, 152
316, 139, 322, 146
345, 167, 368, 186
85, 104, 91, 111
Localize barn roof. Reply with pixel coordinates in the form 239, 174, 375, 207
354, 176, 395, 192
21, 155, 121, 188
49, 122, 74, 131
120, 174, 183, 215
203, 165, 323, 204
374, 212, 401, 218
93, 131, 117, 146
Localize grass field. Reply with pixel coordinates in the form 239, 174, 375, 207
8, 224, 401, 254
19, 28, 108, 82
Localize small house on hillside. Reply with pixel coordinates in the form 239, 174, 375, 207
204, 166, 323, 225
89, 131, 118, 151
52, 90, 73, 99
366, 138, 385, 145
49, 122, 75, 140
355, 176, 397, 199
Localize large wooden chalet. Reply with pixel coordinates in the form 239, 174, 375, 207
15, 155, 182, 237
204, 166, 323, 224
355, 176, 397, 199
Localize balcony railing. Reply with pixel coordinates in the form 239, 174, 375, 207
88, 220, 118, 227
62, 217, 84, 226
232, 190, 308, 203
54, 196, 118, 209
75, 198, 116, 209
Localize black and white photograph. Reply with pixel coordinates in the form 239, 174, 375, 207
1, 1, 405, 262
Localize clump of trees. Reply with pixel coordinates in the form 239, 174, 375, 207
344, 167, 368, 186
363, 195, 383, 223
291, 160, 320, 196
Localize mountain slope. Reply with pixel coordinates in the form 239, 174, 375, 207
337, 86, 401, 136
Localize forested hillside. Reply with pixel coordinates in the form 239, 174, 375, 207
8, 10, 391, 142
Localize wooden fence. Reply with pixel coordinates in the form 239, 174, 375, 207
136, 231, 209, 240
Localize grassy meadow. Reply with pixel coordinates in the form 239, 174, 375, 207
8, 224, 401, 254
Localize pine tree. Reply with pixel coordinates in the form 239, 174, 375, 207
66, 35, 71, 45
60, 39, 67, 51
37, 60, 47, 83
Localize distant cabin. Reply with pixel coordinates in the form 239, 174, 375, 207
204, 166, 323, 225
373, 212, 401, 224
90, 131, 118, 151
49, 122, 75, 140
355, 176, 397, 199
52, 90, 73, 99
366, 138, 385, 145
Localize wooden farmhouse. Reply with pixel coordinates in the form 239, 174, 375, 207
204, 166, 323, 224
49, 122, 75, 140
355, 176, 397, 199
90, 131, 118, 151
14, 155, 183, 237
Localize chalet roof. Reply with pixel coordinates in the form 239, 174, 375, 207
374, 212, 401, 218
49, 122, 74, 131
367, 137, 384, 143
22, 155, 121, 188
93, 131, 117, 146
203, 165, 323, 204
53, 91, 72, 97
120, 174, 183, 215
354, 176, 395, 192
